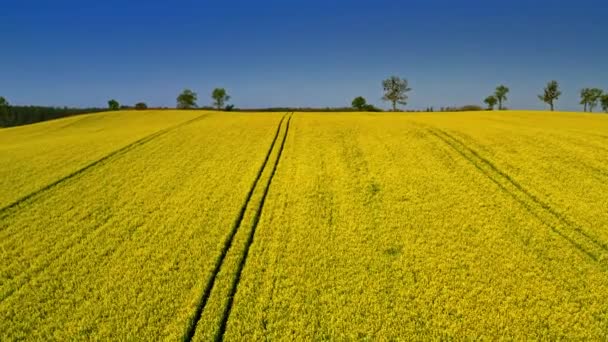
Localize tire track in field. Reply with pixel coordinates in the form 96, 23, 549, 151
182, 113, 292, 341
215, 113, 292, 341
427, 128, 608, 263
0, 113, 209, 219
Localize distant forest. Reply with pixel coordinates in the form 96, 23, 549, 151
0, 106, 107, 128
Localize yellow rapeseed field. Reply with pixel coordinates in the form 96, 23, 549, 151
1, 110, 607, 339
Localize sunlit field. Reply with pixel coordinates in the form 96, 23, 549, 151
2, 110, 607, 339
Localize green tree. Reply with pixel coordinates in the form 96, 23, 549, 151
177, 89, 198, 109
211, 88, 231, 110
382, 76, 411, 111
588, 88, 603, 112
484, 95, 497, 110
494, 85, 509, 110
108, 99, 120, 111
0, 96, 11, 126
351, 96, 367, 111
580, 88, 591, 112
601, 94, 608, 113
135, 102, 148, 110
538, 80, 561, 111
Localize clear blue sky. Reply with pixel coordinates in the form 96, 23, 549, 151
1, 0, 607, 111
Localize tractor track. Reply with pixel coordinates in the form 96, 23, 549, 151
183, 112, 292, 341
427, 127, 608, 263
0, 113, 210, 220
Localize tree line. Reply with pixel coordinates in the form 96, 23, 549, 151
0, 99, 106, 127
480, 81, 607, 113
2, 80, 608, 127
107, 87, 232, 112
351, 77, 608, 113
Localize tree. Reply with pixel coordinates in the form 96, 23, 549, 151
580, 88, 603, 112
601, 94, 608, 113
0, 96, 11, 126
588, 88, 603, 112
108, 99, 120, 111
580, 88, 591, 112
211, 88, 230, 110
484, 95, 498, 110
538, 80, 561, 111
494, 85, 509, 110
351, 96, 367, 111
135, 102, 148, 110
177, 89, 198, 109
382, 76, 411, 111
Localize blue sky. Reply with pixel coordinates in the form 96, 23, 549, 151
1, 0, 607, 110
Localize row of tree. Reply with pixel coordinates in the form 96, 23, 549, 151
3, 79, 608, 127
351, 77, 608, 113
107, 88, 232, 111
482, 81, 608, 112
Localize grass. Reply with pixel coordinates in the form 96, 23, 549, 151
1, 110, 607, 339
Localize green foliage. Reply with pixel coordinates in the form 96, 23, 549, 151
135, 102, 148, 110
108, 99, 120, 111
580, 88, 603, 112
212, 88, 231, 110
459, 104, 484, 111
580, 88, 591, 112
363, 104, 382, 112
538, 80, 561, 111
601, 94, 608, 113
0, 96, 11, 127
494, 85, 509, 110
351, 96, 367, 110
382, 76, 411, 111
177, 89, 198, 109
0, 103, 106, 128
588, 88, 602, 112
484, 95, 498, 110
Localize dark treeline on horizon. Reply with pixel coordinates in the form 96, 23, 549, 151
0, 105, 107, 128
2, 77, 608, 128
